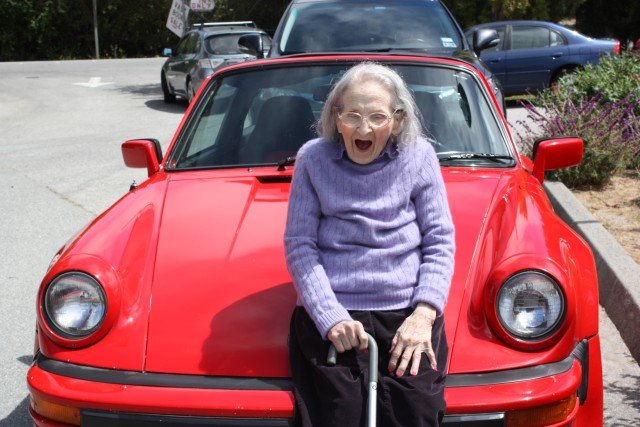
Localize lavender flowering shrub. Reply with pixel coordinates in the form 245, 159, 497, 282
514, 91, 640, 188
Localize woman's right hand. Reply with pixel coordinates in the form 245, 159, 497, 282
327, 320, 368, 353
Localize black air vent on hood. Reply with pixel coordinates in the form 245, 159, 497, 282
256, 175, 292, 184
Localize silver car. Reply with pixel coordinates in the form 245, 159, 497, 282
161, 21, 272, 103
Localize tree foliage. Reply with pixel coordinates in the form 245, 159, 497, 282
441, 0, 586, 29
0, 0, 288, 61
1, 0, 634, 61
576, 0, 640, 43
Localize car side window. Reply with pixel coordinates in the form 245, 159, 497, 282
177, 35, 191, 55
186, 34, 200, 54
511, 26, 551, 50
261, 35, 272, 53
179, 33, 199, 55
550, 30, 565, 47
173, 82, 239, 167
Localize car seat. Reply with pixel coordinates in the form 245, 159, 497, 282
240, 95, 316, 164
413, 90, 474, 153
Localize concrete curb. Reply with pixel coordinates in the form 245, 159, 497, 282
544, 181, 640, 364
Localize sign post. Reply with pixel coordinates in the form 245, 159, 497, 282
92, 0, 99, 59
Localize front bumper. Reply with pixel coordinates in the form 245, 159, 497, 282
27, 340, 597, 426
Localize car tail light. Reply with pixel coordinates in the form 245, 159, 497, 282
505, 394, 577, 426
30, 395, 81, 426
613, 40, 621, 55
496, 271, 565, 340
198, 58, 225, 69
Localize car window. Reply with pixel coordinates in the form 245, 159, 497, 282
173, 82, 239, 164
179, 33, 200, 54
167, 64, 509, 170
261, 35, 272, 53
511, 26, 552, 50
278, 2, 462, 54
549, 30, 566, 47
206, 34, 252, 54
176, 35, 191, 55
193, 35, 202, 54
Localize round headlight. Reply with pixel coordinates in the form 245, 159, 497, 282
497, 271, 564, 340
43, 272, 106, 338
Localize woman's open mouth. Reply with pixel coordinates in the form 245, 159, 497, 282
355, 139, 373, 151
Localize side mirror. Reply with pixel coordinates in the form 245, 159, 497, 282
162, 48, 173, 57
473, 28, 500, 56
122, 139, 163, 177
531, 137, 583, 183
238, 34, 264, 59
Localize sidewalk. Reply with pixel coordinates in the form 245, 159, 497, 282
545, 181, 640, 364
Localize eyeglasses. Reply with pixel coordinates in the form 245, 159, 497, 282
337, 109, 401, 128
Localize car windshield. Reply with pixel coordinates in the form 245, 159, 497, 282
167, 63, 511, 170
205, 34, 253, 54
278, 1, 462, 54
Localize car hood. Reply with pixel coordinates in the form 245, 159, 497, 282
144, 169, 503, 377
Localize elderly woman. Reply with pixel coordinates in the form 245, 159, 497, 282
284, 62, 455, 426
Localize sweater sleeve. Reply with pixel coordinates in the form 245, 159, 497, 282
410, 142, 456, 315
284, 145, 352, 338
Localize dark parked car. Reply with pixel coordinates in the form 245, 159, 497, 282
161, 21, 272, 103
465, 21, 620, 96
239, 0, 504, 108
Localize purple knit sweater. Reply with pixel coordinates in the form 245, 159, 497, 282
284, 137, 455, 338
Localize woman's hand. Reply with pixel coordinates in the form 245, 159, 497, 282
388, 303, 437, 376
327, 320, 368, 353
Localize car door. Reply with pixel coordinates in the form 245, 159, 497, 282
503, 25, 569, 94
166, 33, 200, 95
476, 26, 507, 87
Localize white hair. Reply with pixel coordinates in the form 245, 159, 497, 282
317, 62, 423, 147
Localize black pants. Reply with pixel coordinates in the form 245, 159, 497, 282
289, 306, 447, 427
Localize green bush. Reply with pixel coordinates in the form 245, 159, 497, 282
557, 52, 640, 107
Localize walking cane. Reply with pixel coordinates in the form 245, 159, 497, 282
327, 333, 378, 427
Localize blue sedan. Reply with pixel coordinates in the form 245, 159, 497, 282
465, 21, 620, 95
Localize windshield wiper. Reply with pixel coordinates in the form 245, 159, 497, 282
276, 156, 296, 171
280, 50, 306, 55
438, 152, 514, 164
360, 47, 431, 53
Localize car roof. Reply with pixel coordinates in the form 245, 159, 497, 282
200, 28, 266, 36
468, 20, 568, 30
189, 22, 266, 35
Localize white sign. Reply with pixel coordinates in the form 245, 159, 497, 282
190, 0, 215, 12
166, 0, 190, 38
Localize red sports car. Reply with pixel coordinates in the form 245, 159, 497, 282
27, 53, 603, 426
